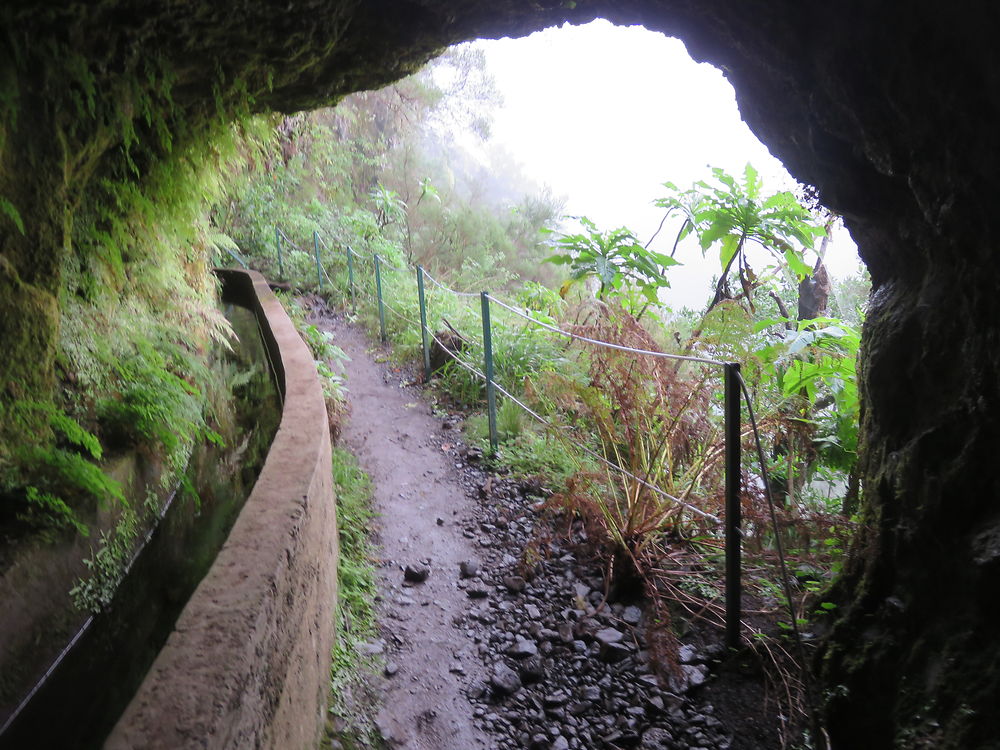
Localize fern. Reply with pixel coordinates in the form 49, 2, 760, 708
21, 487, 90, 537
23, 446, 125, 508
48, 409, 103, 460
0, 196, 24, 234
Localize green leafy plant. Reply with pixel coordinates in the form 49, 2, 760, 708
754, 315, 862, 485
98, 343, 222, 464
70, 509, 139, 612
546, 216, 679, 308
369, 184, 407, 230
656, 164, 826, 311
325, 446, 382, 747
2, 401, 125, 536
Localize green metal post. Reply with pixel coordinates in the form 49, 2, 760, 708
274, 227, 284, 279
374, 254, 387, 343
417, 266, 431, 381
724, 362, 742, 648
480, 292, 498, 453
313, 231, 323, 291
347, 247, 356, 309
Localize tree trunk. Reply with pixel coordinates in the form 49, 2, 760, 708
797, 256, 832, 321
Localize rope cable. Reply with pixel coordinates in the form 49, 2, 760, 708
490, 380, 722, 524
381, 298, 421, 329
737, 370, 827, 746
276, 227, 307, 253
378, 257, 408, 274
424, 311, 721, 525
486, 294, 727, 367
426, 328, 489, 381
421, 267, 481, 298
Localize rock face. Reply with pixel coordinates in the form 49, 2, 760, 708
3, 2, 1000, 747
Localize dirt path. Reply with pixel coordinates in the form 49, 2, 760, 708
318, 313, 489, 750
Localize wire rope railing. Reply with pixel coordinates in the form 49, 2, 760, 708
377, 256, 409, 274
486, 293, 727, 367
262, 225, 745, 645
489, 378, 722, 524
421, 267, 481, 298
426, 327, 488, 382
380, 296, 422, 331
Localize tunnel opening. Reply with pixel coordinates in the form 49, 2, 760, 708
237, 23, 870, 746
1, 3, 998, 749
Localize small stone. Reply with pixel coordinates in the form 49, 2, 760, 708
542, 691, 569, 707
436, 517, 445, 526
640, 727, 673, 748
467, 681, 488, 700
622, 605, 642, 625
375, 718, 398, 744
491, 664, 522, 696
600, 640, 632, 663
678, 644, 698, 664
467, 584, 490, 599
503, 575, 526, 593
669, 664, 709, 693
384, 661, 399, 677
403, 563, 430, 583
459, 560, 479, 578
519, 654, 546, 682
595, 627, 625, 645
507, 638, 538, 659
552, 736, 570, 750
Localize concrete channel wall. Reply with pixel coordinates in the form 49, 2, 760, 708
106, 269, 338, 750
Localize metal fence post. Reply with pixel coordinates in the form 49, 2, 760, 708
480, 292, 498, 453
313, 231, 322, 291
347, 247, 356, 310
417, 266, 431, 381
724, 362, 742, 648
374, 254, 387, 343
274, 227, 284, 279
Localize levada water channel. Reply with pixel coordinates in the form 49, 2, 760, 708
0, 294, 282, 749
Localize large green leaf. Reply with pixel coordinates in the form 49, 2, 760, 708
783, 246, 814, 279
719, 234, 740, 271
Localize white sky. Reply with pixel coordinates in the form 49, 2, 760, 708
472, 20, 862, 310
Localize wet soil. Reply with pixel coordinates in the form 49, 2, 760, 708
327, 314, 490, 750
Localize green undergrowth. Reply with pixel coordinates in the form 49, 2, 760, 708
463, 412, 586, 492
323, 446, 383, 749
1, 109, 268, 540
274, 292, 350, 426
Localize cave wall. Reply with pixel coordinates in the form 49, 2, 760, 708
3, 2, 999, 747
